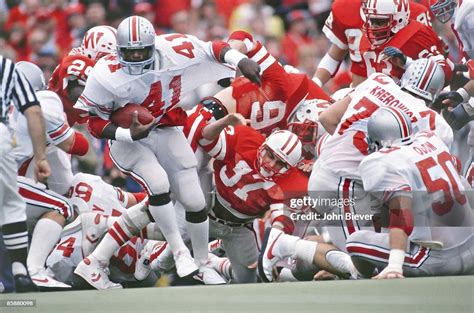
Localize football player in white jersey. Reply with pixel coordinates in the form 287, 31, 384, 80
74, 15, 261, 288
259, 59, 453, 282
10, 62, 89, 289
346, 107, 473, 278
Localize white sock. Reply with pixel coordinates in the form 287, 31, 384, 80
277, 233, 300, 258
106, 216, 120, 229
12, 262, 27, 276
92, 217, 133, 263
140, 223, 164, 241
186, 218, 209, 266
27, 218, 63, 274
292, 240, 317, 264
148, 203, 187, 254
326, 250, 357, 276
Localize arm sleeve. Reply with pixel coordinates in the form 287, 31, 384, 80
40, 92, 74, 145
199, 125, 238, 161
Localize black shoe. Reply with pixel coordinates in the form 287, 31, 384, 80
14, 274, 39, 293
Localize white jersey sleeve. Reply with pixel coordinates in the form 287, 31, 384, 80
37, 91, 74, 145
454, 2, 474, 59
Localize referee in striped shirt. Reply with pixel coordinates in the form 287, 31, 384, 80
1, 55, 51, 292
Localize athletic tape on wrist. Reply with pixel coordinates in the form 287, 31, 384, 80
457, 88, 470, 102
115, 127, 134, 142
224, 49, 247, 67
318, 53, 341, 76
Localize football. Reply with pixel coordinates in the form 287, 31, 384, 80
110, 104, 154, 128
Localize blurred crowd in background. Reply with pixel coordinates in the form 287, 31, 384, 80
0, 0, 458, 190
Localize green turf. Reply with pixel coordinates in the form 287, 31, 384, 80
0, 276, 473, 313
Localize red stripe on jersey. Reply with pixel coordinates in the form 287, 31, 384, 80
342, 179, 356, 235
19, 187, 69, 219
49, 123, 69, 139
347, 244, 428, 266
418, 60, 435, 90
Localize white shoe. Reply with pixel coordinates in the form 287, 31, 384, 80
174, 250, 199, 278
30, 268, 71, 289
74, 255, 122, 290
199, 263, 226, 285
81, 213, 107, 257
207, 253, 231, 282
258, 228, 284, 282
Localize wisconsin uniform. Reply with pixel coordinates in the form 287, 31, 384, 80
347, 131, 474, 276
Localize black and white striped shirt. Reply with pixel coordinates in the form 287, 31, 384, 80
0, 55, 39, 124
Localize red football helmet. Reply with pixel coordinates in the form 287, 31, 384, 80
363, 0, 410, 47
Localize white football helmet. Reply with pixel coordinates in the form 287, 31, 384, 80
363, 0, 410, 47
16, 61, 46, 91
367, 106, 413, 153
257, 130, 302, 179
80, 25, 117, 61
287, 99, 331, 145
116, 16, 156, 75
429, 0, 457, 24
400, 58, 445, 102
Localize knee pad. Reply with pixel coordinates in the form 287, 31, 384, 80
122, 202, 152, 233
185, 208, 208, 223
149, 192, 171, 206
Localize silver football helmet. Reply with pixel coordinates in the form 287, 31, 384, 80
429, 0, 457, 24
367, 107, 413, 153
116, 16, 156, 75
16, 61, 46, 91
400, 58, 445, 103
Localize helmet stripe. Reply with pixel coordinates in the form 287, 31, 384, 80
281, 133, 299, 155
417, 60, 435, 91
131, 16, 139, 42
386, 107, 409, 138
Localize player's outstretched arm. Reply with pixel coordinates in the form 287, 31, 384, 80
201, 113, 248, 141
219, 46, 261, 85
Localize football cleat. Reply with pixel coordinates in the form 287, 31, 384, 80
207, 253, 232, 282
30, 268, 71, 289
74, 255, 122, 290
14, 274, 39, 293
80, 213, 108, 257
134, 241, 174, 281
258, 228, 284, 282
174, 250, 199, 279
199, 262, 227, 285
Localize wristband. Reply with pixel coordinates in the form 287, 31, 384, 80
457, 88, 470, 102
312, 76, 323, 87
224, 49, 247, 67
318, 53, 341, 76
387, 249, 405, 272
115, 127, 133, 142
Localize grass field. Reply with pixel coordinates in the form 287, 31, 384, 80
0, 276, 473, 313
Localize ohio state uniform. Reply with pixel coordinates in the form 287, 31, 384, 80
48, 55, 95, 125
75, 34, 234, 127
10, 90, 75, 195
318, 73, 452, 180
47, 229, 148, 284
67, 173, 128, 217
323, 0, 432, 78
310, 73, 452, 249
359, 20, 450, 81
347, 131, 473, 277
231, 41, 331, 137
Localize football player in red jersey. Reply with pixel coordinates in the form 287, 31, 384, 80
213, 30, 332, 138
48, 55, 95, 126
198, 113, 308, 283
359, 0, 452, 82
48, 26, 117, 125
313, 0, 433, 87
